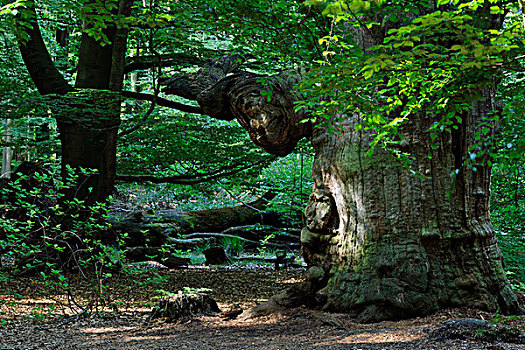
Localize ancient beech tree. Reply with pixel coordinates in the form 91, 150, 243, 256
11, 0, 523, 322
161, 3, 523, 322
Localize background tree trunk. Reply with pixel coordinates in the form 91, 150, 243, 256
17, 0, 132, 203
1, 119, 13, 179
57, 0, 132, 203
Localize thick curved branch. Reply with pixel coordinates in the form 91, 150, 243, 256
121, 91, 204, 114
162, 55, 312, 156
227, 71, 312, 156
17, 3, 73, 95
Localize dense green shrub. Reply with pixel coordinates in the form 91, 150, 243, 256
0, 162, 118, 305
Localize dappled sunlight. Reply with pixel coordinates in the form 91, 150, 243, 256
338, 330, 426, 344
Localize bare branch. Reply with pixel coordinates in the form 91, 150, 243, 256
121, 91, 204, 114
118, 93, 157, 137
116, 158, 275, 184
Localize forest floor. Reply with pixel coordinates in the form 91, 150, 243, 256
1, 264, 524, 350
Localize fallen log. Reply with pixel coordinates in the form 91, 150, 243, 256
107, 191, 282, 246
184, 232, 299, 249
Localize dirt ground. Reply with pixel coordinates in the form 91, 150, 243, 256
1, 265, 524, 350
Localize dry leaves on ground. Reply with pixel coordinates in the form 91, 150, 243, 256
1, 265, 524, 350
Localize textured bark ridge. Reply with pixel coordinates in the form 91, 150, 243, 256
161, 55, 312, 156
301, 101, 522, 322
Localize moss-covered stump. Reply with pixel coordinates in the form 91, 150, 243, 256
150, 292, 221, 323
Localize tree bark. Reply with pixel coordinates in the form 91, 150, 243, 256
16, 4, 73, 95
301, 105, 522, 322
56, 90, 120, 202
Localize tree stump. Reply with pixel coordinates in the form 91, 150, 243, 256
150, 292, 221, 323
203, 247, 228, 265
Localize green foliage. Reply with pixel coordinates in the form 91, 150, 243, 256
1, 0, 522, 308
221, 236, 245, 257
261, 142, 313, 225
0, 162, 118, 310
301, 0, 525, 292
491, 165, 525, 292
117, 106, 274, 185
298, 0, 524, 168
490, 65, 525, 291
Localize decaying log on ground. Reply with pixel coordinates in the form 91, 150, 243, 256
184, 232, 299, 249
108, 191, 281, 247
164, 237, 216, 250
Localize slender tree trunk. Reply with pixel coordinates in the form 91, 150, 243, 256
1, 119, 13, 179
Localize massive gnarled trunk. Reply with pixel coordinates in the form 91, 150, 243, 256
290, 7, 522, 322
301, 97, 521, 322
164, 50, 522, 321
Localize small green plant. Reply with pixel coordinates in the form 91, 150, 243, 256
489, 309, 520, 325
473, 328, 486, 339
221, 236, 245, 256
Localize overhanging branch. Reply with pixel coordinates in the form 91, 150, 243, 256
160, 54, 313, 156
116, 158, 275, 185
121, 91, 204, 114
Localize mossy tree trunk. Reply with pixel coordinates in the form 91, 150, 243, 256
56, 91, 120, 203
301, 95, 521, 322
